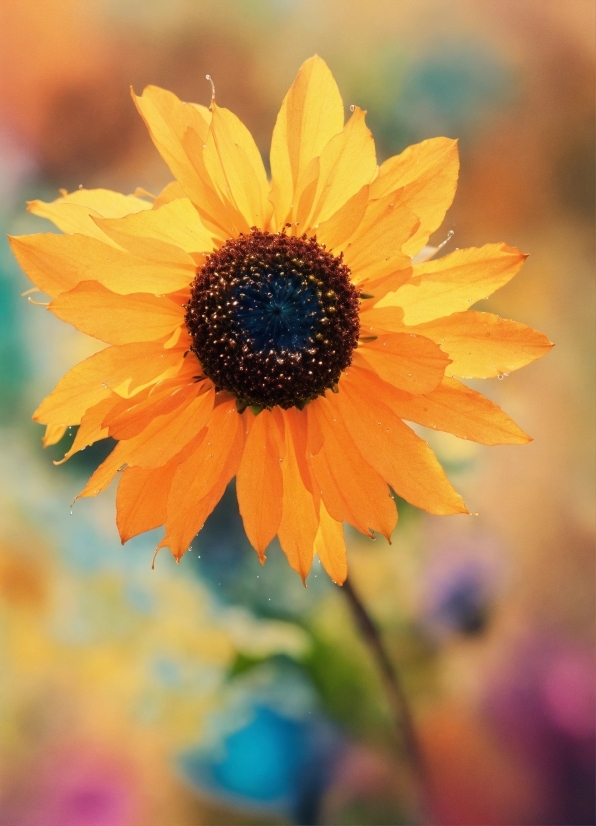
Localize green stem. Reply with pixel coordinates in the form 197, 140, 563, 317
342, 576, 428, 806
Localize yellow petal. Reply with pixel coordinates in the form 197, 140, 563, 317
10, 233, 195, 298
414, 311, 554, 378
93, 199, 215, 255
28, 188, 151, 242
314, 502, 347, 585
336, 366, 467, 515
42, 423, 67, 448
133, 84, 211, 170
33, 342, 185, 425
203, 101, 270, 229
381, 375, 531, 445
370, 137, 459, 256
304, 106, 377, 230
48, 281, 183, 344
315, 185, 370, 250
153, 181, 186, 208
356, 333, 450, 394
133, 85, 238, 238
341, 195, 417, 284
270, 55, 344, 229
378, 243, 527, 324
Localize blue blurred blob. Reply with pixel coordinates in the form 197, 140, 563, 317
152, 657, 182, 688
178, 705, 342, 824
0, 232, 30, 421
428, 567, 490, 635
419, 539, 505, 638
373, 42, 514, 153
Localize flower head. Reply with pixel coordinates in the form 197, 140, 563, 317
10, 57, 552, 584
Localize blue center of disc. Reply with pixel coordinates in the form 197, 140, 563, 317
233, 272, 323, 353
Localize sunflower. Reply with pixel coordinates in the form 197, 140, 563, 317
10, 56, 552, 584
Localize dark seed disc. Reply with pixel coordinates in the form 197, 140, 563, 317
185, 229, 360, 409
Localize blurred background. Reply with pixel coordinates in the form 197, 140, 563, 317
0, 1, 594, 824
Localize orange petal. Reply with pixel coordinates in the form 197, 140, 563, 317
378, 244, 527, 324
104, 381, 199, 440
116, 453, 183, 543
277, 408, 319, 582
160, 400, 245, 560
314, 502, 348, 585
357, 333, 450, 394
123, 383, 215, 469
28, 188, 151, 242
304, 106, 377, 230
203, 101, 270, 230
236, 409, 285, 559
307, 397, 397, 539
48, 281, 183, 345
336, 366, 467, 515
54, 396, 116, 465
93, 198, 215, 255
42, 423, 68, 448
76, 440, 130, 500
381, 375, 531, 445
10, 233, 195, 298
370, 137, 459, 256
33, 342, 185, 425
359, 306, 406, 335
414, 311, 554, 378
269, 55, 344, 230
357, 266, 414, 305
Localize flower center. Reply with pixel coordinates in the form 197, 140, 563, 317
186, 229, 360, 409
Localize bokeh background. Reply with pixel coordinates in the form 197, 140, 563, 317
0, 1, 594, 824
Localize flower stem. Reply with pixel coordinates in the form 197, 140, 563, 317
342, 576, 427, 796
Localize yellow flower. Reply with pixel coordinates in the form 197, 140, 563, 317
10, 57, 552, 584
